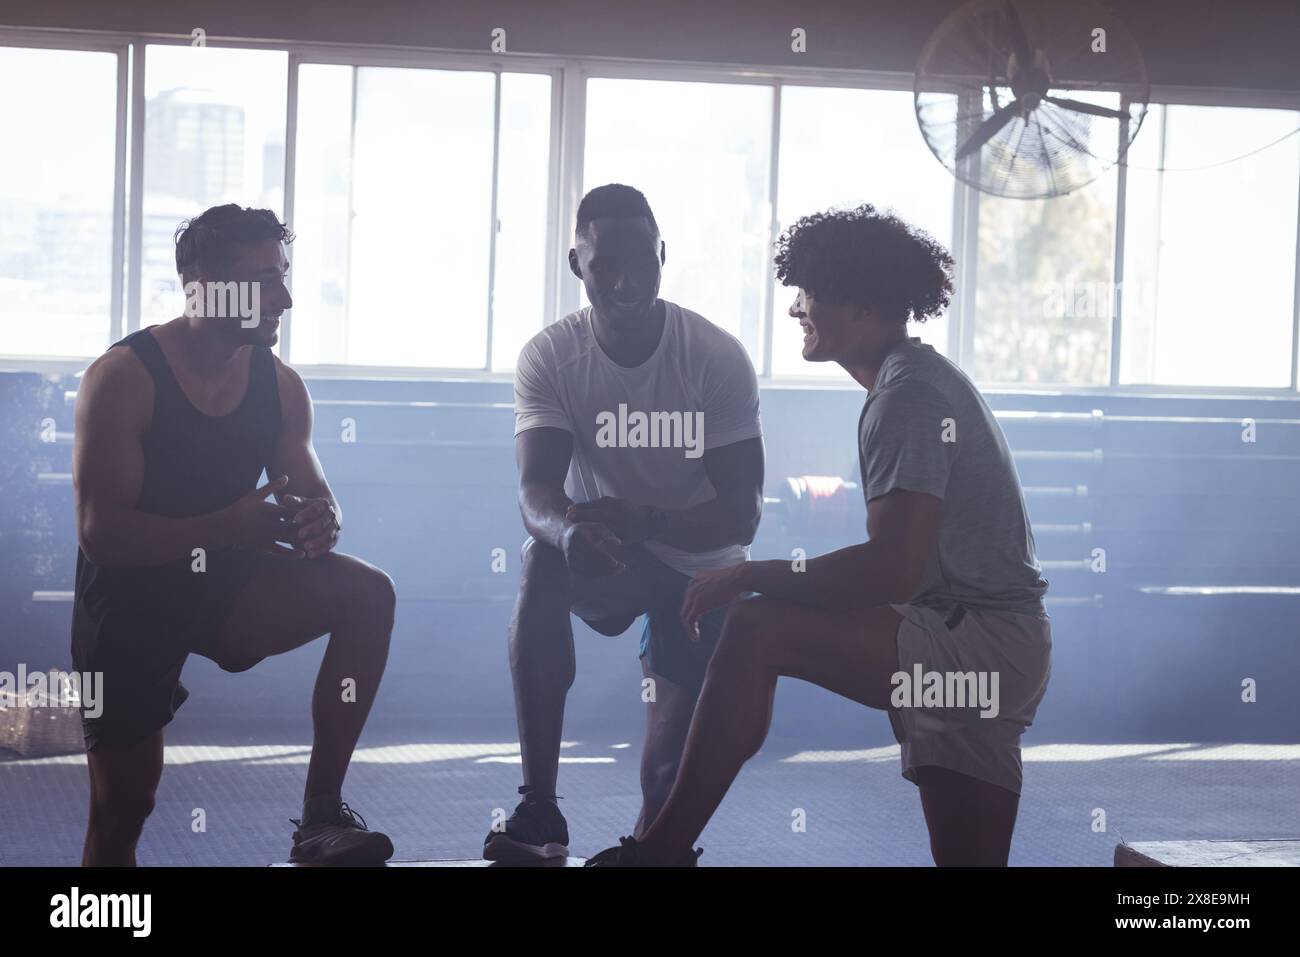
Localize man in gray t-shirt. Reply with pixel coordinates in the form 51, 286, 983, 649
586, 204, 1051, 870
859, 336, 1048, 617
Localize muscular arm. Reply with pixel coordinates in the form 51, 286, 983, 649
653, 436, 764, 552
740, 489, 942, 611
268, 361, 338, 516
266, 359, 343, 557
516, 426, 576, 551
73, 349, 235, 565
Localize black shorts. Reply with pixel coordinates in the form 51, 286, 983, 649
71, 546, 268, 752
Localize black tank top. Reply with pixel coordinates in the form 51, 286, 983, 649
72, 327, 281, 619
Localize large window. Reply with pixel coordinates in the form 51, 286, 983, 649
972, 168, 1118, 386
584, 77, 773, 367
772, 85, 955, 379
1119, 105, 1300, 388
140, 45, 287, 327
0, 46, 119, 357
3, 32, 1299, 395
291, 65, 551, 369
491, 73, 554, 372
296, 65, 495, 368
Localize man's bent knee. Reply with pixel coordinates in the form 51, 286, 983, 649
514, 541, 575, 636
337, 558, 396, 629
714, 597, 784, 666
521, 537, 567, 577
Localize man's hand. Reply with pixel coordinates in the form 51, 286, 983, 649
566, 497, 654, 544
561, 521, 626, 577
278, 490, 341, 559
223, 476, 298, 555
680, 562, 750, 641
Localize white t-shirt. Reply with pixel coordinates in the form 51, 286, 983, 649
514, 300, 762, 577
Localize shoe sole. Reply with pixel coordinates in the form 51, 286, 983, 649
482, 834, 569, 863
290, 835, 395, 867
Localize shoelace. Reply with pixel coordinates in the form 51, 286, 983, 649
288, 801, 370, 832
337, 802, 369, 831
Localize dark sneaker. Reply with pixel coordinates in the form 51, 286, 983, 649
482, 785, 570, 862
289, 801, 394, 866
584, 835, 702, 867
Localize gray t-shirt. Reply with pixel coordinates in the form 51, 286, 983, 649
858, 337, 1047, 615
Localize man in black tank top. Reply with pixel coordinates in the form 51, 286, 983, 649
72, 205, 395, 866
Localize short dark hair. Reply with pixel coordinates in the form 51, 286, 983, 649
575, 183, 659, 236
774, 203, 953, 323
175, 204, 294, 282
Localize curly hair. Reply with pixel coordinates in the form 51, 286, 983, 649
175, 204, 294, 282
773, 204, 954, 323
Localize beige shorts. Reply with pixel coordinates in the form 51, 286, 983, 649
887, 602, 1052, 796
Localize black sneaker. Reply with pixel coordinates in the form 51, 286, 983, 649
482, 785, 570, 862
584, 835, 703, 867
289, 801, 394, 866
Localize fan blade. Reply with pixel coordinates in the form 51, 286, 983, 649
1043, 95, 1128, 120
956, 100, 1020, 160
1003, 0, 1033, 70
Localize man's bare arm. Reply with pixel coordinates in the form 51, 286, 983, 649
740, 489, 942, 611
516, 426, 576, 551
652, 436, 764, 552
563, 436, 764, 553
267, 360, 342, 557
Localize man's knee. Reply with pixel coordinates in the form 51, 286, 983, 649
514, 540, 573, 631
340, 558, 396, 630
510, 545, 575, 681
714, 597, 785, 666
520, 537, 570, 586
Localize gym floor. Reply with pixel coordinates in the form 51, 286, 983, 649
3, 717, 1296, 866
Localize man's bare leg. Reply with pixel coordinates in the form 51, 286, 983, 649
82, 730, 165, 866
508, 540, 578, 797
634, 596, 1021, 866
914, 765, 1019, 865
634, 661, 699, 837
205, 551, 395, 802
634, 597, 898, 862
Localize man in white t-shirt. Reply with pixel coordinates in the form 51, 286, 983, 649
482, 184, 764, 862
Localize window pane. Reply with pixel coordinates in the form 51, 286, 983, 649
1120, 105, 1300, 387
292, 66, 495, 368
288, 64, 352, 365
0, 47, 118, 357
972, 168, 1118, 385
491, 72, 553, 371
584, 78, 772, 366
772, 86, 956, 379
141, 45, 287, 327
